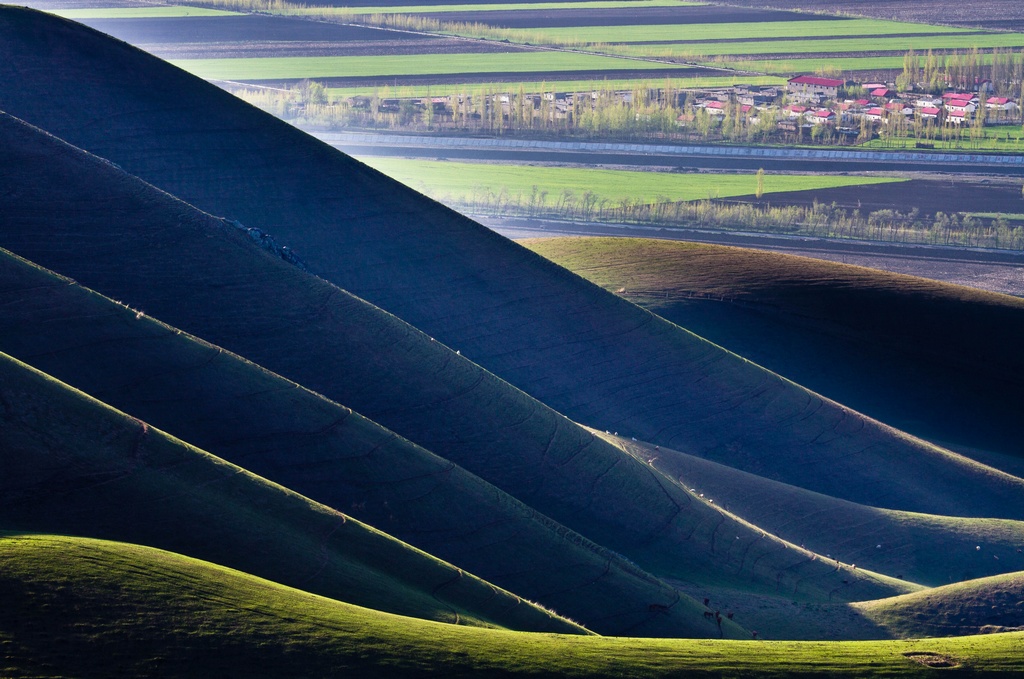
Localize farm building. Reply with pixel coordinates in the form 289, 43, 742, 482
787, 75, 843, 101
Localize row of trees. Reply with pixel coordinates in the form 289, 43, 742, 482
897, 47, 1024, 97
439, 188, 1024, 250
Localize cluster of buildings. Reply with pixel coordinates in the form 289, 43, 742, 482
688, 75, 1020, 133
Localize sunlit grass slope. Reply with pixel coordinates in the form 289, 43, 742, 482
855, 573, 1024, 639
3, 535, 1024, 678
0, 249, 712, 639
0, 112, 920, 608
0, 349, 585, 634
601, 433, 1024, 588
523, 237, 1024, 460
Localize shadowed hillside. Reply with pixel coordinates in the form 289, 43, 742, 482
0, 112, 920, 607
3, 534, 1024, 678
2, 7, 1023, 525
0, 350, 584, 634
0, 247, 723, 639
600, 433, 1024, 588
524, 237, 1024, 461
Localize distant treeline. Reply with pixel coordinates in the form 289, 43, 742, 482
444, 190, 1024, 251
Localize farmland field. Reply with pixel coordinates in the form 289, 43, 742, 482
359, 157, 905, 205
168, 52, 714, 81
48, 5, 239, 18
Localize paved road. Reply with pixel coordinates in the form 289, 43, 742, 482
318, 130, 1024, 176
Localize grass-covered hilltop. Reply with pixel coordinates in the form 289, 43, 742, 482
1, 5, 1023, 677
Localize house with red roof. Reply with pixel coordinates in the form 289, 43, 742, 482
918, 107, 941, 120
870, 88, 890, 98
947, 109, 970, 124
784, 104, 808, 118
807, 109, 835, 124
864, 107, 885, 122
787, 75, 843, 101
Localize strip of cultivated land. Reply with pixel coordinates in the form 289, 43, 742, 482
168, 52, 707, 80
48, 5, 240, 18
359, 157, 905, 205
305, 0, 704, 14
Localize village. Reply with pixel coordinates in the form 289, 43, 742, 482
326, 71, 1024, 147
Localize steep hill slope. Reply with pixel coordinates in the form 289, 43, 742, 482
524, 237, 1024, 460
4, 534, 1024, 678
0, 246, 722, 639
1, 7, 1022, 521
0, 349, 585, 634
0, 112, 918, 606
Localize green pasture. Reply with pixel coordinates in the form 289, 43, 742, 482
48, 6, 239, 18
861, 125, 1024, 153
171, 52, 694, 81
485, 19, 975, 46
5, 535, 1024, 678
360, 158, 904, 206
292, 0, 701, 15
326, 74, 786, 98
607, 32, 1024, 59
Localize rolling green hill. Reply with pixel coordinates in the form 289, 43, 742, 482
0, 244, 735, 639
855, 573, 1024, 639
0, 112, 918, 607
3, 534, 1024, 678
2, 7, 1023, 529
0, 348, 585, 634
523, 237, 1024, 462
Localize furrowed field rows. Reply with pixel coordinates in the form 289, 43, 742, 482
49, 6, 240, 18
295, 0, 704, 15
325, 75, 787, 98
470, 19, 977, 45
606, 33, 1024, 59
169, 52, 700, 80
358, 157, 905, 206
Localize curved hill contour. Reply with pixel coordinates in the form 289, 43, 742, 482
524, 237, 1024, 460
0, 112, 913, 608
0, 246, 719, 639
0, 350, 583, 634
1, 7, 1023, 522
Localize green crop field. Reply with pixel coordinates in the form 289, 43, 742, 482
730, 53, 1007, 74
326, 75, 787, 98
359, 158, 905, 206
48, 6, 239, 19
170, 52, 695, 81
481, 19, 975, 46
607, 32, 1024, 59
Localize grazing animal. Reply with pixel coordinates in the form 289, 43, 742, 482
703, 598, 710, 607
648, 603, 670, 614
727, 612, 734, 620
703, 611, 715, 620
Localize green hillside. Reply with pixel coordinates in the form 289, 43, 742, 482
0, 112, 916, 608
0, 247, 718, 639
0, 349, 584, 634
3, 534, 1024, 678
856, 573, 1024, 638
524, 237, 1024, 461
2, 7, 1022, 527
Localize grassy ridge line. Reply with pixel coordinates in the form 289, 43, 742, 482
47, 6, 241, 19
325, 75, 788, 98
521, 237, 1024, 459
169, 53, 698, 81
0, 111, 910, 608
457, 18, 975, 44
0, 111, 913, 610
604, 32, 1024, 59
359, 157, 904, 206
855, 572, 1024, 638
600, 432, 1024, 588
0, 247, 713, 639
5, 5, 1024, 559
4, 535, 1024, 678
0, 348, 586, 634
